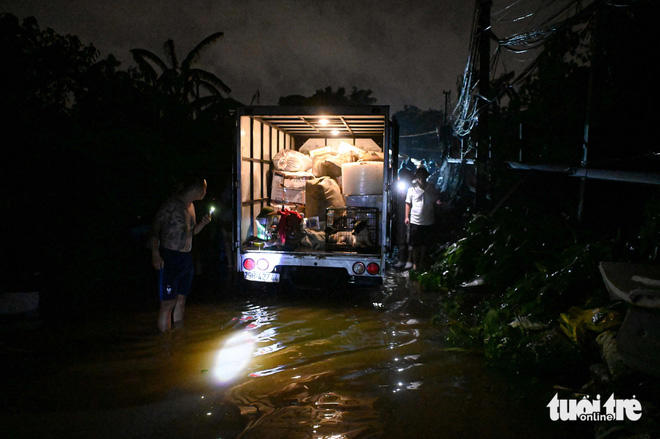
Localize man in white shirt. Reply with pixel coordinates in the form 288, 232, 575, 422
405, 166, 439, 270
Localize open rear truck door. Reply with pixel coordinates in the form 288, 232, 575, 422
233, 106, 394, 286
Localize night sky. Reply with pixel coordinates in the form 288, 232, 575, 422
2, 0, 477, 111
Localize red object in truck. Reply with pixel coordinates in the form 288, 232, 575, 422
277, 208, 303, 248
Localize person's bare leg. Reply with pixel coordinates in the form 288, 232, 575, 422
158, 299, 176, 333
172, 294, 186, 327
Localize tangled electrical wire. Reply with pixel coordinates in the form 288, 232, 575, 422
452, 0, 608, 139
452, 3, 482, 138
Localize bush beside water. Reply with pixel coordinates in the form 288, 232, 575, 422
418, 194, 659, 378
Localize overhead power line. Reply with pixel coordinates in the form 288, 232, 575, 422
399, 129, 439, 138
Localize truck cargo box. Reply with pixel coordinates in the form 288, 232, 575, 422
234, 106, 397, 285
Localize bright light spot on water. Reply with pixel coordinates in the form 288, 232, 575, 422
292, 375, 301, 379
206, 412, 212, 416
201, 395, 205, 399
213, 332, 255, 383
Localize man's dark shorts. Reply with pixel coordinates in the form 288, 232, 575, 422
158, 248, 194, 301
410, 224, 434, 246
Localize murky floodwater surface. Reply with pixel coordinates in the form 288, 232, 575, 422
2, 273, 582, 438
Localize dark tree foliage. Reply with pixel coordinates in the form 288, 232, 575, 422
74, 55, 153, 128
394, 105, 443, 136
2, 13, 102, 298
0, 14, 98, 116
131, 33, 233, 122
1, 13, 238, 312
279, 86, 377, 106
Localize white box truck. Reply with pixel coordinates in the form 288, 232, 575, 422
234, 106, 397, 286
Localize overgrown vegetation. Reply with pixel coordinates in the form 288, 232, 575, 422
420, 189, 658, 377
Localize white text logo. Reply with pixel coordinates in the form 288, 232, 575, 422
547, 393, 642, 422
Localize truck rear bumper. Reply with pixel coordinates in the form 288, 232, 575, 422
238, 250, 383, 280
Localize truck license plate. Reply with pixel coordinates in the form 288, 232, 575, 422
244, 271, 280, 283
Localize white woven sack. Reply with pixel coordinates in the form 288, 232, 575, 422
273, 150, 312, 172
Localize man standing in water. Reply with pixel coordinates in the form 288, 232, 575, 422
404, 166, 440, 271
151, 177, 212, 332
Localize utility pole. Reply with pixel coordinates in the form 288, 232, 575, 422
442, 90, 451, 157
443, 90, 450, 125
475, 0, 492, 210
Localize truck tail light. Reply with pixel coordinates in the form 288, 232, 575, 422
366, 263, 380, 275
352, 262, 366, 275
243, 258, 255, 271
256, 258, 269, 271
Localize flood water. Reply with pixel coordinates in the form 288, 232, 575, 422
2, 271, 586, 438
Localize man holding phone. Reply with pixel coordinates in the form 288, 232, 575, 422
150, 176, 212, 332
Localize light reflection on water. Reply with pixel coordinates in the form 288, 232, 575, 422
213, 331, 255, 383
1, 273, 581, 439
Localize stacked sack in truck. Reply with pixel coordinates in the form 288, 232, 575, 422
309, 146, 360, 181
301, 139, 384, 193
273, 149, 312, 172
270, 140, 384, 221
270, 150, 314, 205
358, 151, 384, 162
305, 176, 345, 219
287, 139, 384, 252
